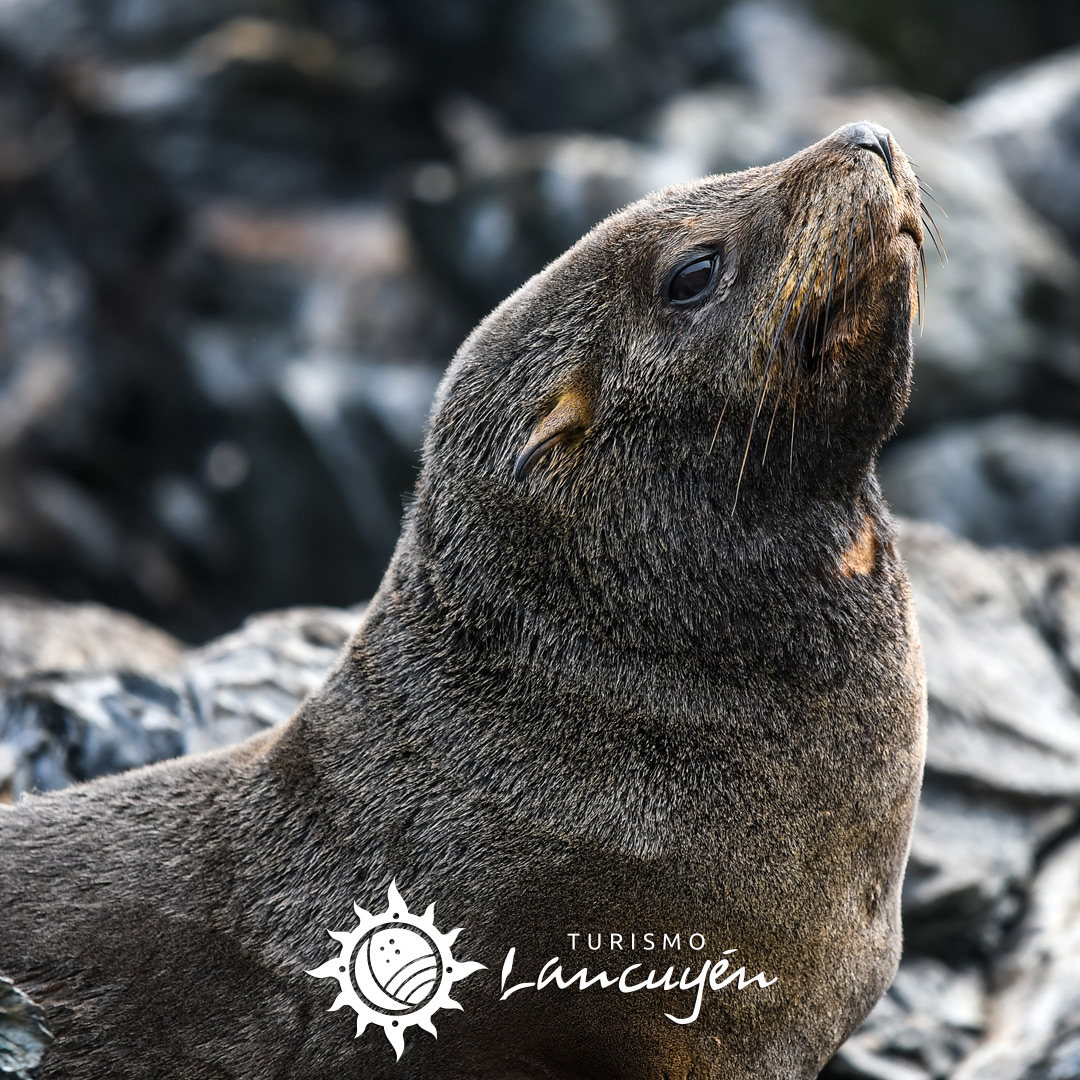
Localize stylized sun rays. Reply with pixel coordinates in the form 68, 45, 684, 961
307, 880, 486, 1060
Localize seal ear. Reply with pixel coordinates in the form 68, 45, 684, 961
513, 388, 593, 481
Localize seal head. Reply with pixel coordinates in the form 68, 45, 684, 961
405, 120, 925, 654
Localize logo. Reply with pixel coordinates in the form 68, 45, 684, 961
306, 881, 485, 1059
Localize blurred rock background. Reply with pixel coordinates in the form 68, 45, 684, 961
4, 1, 1080, 1078
0, 0, 1075, 641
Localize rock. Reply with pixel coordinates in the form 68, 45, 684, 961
181, 201, 453, 584
0, 603, 365, 799
900, 519, 1080, 802
892, 520, 1080, 962
406, 99, 688, 313
180, 605, 366, 752
0, 976, 51, 1080
965, 45, 1080, 258
799, 0, 1080, 105
718, 0, 879, 103
825, 958, 985, 1080
880, 416, 1080, 549
951, 833, 1080, 1080
0, 597, 184, 684
901, 779, 1072, 958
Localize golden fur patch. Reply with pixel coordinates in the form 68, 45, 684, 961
840, 517, 879, 577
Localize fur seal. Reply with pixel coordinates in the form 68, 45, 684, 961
0, 121, 927, 1079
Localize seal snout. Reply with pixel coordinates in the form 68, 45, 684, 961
839, 121, 896, 184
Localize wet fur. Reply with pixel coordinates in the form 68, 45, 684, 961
1, 126, 928, 1079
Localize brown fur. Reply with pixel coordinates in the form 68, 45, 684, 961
1, 123, 927, 1079
840, 517, 881, 577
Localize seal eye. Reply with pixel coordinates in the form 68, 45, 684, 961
667, 254, 719, 305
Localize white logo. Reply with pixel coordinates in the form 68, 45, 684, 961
306, 881, 485, 1059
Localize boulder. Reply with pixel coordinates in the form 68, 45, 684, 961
965, 45, 1080, 258
0, 602, 365, 799
880, 416, 1080, 549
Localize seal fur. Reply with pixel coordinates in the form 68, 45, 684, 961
0, 122, 928, 1079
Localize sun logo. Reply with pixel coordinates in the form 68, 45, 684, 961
306, 880, 485, 1059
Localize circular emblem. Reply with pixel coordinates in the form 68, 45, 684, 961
354, 922, 442, 1013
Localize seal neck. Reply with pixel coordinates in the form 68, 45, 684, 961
354, 474, 892, 707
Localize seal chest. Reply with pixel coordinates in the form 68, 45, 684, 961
0, 122, 928, 1080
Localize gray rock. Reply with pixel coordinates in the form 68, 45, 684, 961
900, 520, 1080, 801
880, 416, 1080, 549
180, 605, 366, 753
901, 779, 1072, 957
0, 976, 51, 1080
965, 45, 1080, 258
951, 833, 1080, 1080
0, 603, 365, 799
826, 958, 985, 1080
0, 597, 184, 684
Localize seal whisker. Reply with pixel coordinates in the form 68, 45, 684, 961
851, 231, 859, 318
814, 206, 846, 366
815, 237, 843, 385
763, 216, 826, 381
747, 220, 814, 369
732, 366, 774, 514
865, 205, 876, 261
760, 384, 784, 466
918, 183, 949, 218
922, 215, 946, 267
788, 386, 798, 473
708, 397, 730, 453
920, 201, 947, 265
811, 206, 844, 346
844, 210, 857, 311
792, 254, 825, 382
716, 232, 807, 463
917, 246, 927, 331
791, 253, 823, 367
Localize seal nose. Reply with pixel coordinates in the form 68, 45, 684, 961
842, 121, 896, 184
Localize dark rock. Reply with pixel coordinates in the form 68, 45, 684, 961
0, 976, 51, 1080
0, 602, 365, 798
719, 0, 879, 102
950, 834, 1080, 1080
803, 0, 1080, 105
